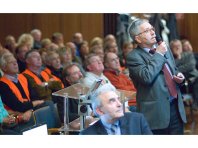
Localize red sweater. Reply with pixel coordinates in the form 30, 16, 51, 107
104, 69, 136, 106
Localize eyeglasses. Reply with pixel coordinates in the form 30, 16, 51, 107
136, 27, 155, 36
90, 59, 102, 64
110, 57, 119, 63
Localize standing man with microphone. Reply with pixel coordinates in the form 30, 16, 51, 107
126, 19, 186, 135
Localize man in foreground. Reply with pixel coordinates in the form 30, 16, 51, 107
80, 83, 152, 135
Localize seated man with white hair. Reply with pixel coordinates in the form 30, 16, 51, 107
79, 83, 152, 135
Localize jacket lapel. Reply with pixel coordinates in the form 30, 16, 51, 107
164, 52, 176, 75
119, 116, 128, 135
95, 120, 108, 135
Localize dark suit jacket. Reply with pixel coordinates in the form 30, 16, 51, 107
79, 112, 152, 135
126, 46, 186, 130
175, 51, 198, 81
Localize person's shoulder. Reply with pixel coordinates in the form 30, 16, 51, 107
124, 112, 144, 119
126, 48, 141, 59
0, 80, 9, 88
84, 72, 96, 79
79, 120, 100, 135
79, 126, 93, 135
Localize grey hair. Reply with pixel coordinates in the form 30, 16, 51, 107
128, 19, 148, 42
24, 49, 39, 60
31, 29, 41, 35
90, 83, 116, 116
0, 51, 14, 69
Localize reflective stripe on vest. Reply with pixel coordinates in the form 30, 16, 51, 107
0, 74, 30, 102
44, 68, 64, 88
23, 69, 50, 85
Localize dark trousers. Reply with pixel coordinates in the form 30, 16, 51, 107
152, 99, 184, 135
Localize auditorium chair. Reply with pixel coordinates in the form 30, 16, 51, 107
33, 104, 62, 135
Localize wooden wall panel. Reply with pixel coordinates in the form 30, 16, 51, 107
177, 13, 198, 52
61, 13, 103, 43
0, 13, 103, 46
2, 13, 198, 52
61, 14, 82, 42
31, 14, 61, 39
0, 14, 32, 43
80, 13, 103, 42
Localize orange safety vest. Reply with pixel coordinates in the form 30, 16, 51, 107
44, 67, 64, 88
0, 74, 30, 103
23, 69, 50, 85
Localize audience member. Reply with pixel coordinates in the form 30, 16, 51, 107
104, 41, 119, 55
121, 41, 134, 67
79, 41, 89, 65
48, 43, 59, 52
31, 29, 42, 49
80, 83, 152, 135
72, 32, 83, 57
181, 39, 193, 52
0, 51, 45, 134
15, 44, 30, 73
59, 47, 74, 68
4, 35, 17, 54
17, 33, 34, 50
82, 53, 113, 88
104, 52, 137, 112
41, 38, 52, 50
61, 63, 85, 122
90, 37, 103, 48
60, 63, 94, 128
23, 49, 62, 101
0, 51, 44, 111
66, 42, 82, 65
0, 96, 20, 135
170, 39, 198, 109
52, 32, 65, 48
104, 34, 116, 45
39, 48, 48, 67
44, 51, 64, 84
90, 44, 104, 63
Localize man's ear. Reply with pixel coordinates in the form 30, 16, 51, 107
135, 36, 141, 44
1, 66, 7, 73
65, 76, 71, 84
104, 62, 109, 68
96, 107, 104, 115
87, 65, 91, 71
25, 59, 30, 65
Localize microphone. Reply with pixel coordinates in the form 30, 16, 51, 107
156, 35, 163, 45
156, 35, 168, 59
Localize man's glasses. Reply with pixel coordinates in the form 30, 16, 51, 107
136, 27, 155, 36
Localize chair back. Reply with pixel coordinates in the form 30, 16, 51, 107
33, 104, 61, 129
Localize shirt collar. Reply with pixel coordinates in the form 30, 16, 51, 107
104, 69, 120, 75
142, 44, 157, 53
4, 74, 18, 83
101, 117, 119, 129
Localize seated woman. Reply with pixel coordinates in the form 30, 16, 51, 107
0, 96, 34, 135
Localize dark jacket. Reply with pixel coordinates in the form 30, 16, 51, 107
80, 112, 152, 135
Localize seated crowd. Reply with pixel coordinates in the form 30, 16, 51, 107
0, 28, 195, 135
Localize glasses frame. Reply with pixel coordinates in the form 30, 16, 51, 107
136, 27, 155, 36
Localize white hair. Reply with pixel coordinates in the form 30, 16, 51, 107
90, 83, 116, 116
